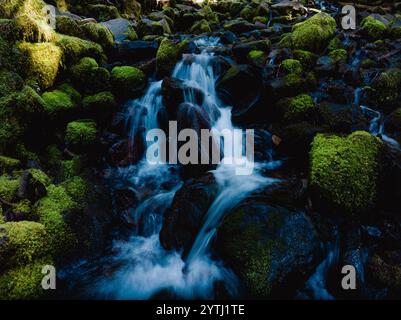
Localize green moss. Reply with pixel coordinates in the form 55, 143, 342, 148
57, 83, 81, 105
15, 144, 40, 164
0, 258, 52, 299
111, 66, 146, 98
0, 36, 13, 69
0, 156, 20, 174
293, 50, 317, 69
190, 19, 211, 34
220, 209, 273, 297
361, 16, 386, 39
0, 175, 19, 202
327, 37, 343, 52
56, 16, 82, 38
70, 57, 110, 94
60, 157, 81, 181
285, 94, 315, 122
81, 22, 114, 49
27, 169, 51, 187
65, 120, 97, 147
13, 199, 31, 214
198, 5, 219, 26
17, 42, 62, 89
360, 58, 376, 69
310, 131, 383, 213
42, 90, 75, 116
87, 4, 120, 22
328, 48, 347, 63
281, 59, 303, 75
291, 12, 337, 52
33, 184, 77, 255
371, 69, 401, 110
0, 70, 23, 97
156, 38, 180, 77
82, 91, 116, 112
124, 26, 138, 41
0, 221, 50, 269
60, 176, 87, 209
240, 5, 255, 22
55, 34, 104, 66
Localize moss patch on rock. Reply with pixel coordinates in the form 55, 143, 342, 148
65, 120, 97, 147
361, 16, 387, 39
156, 38, 180, 77
111, 66, 146, 99
310, 131, 383, 213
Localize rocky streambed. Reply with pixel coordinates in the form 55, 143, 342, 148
0, 0, 401, 299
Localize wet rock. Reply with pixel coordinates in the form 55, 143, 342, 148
160, 174, 218, 252
216, 195, 321, 298
111, 40, 159, 65
101, 18, 135, 43
17, 171, 46, 203
216, 64, 262, 123
114, 188, 139, 210
223, 18, 257, 33
161, 77, 205, 119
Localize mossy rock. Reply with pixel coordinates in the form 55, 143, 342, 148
0, 70, 23, 97
0, 258, 53, 299
284, 94, 315, 122
17, 42, 62, 90
190, 19, 211, 34
310, 131, 383, 213
55, 34, 105, 66
33, 184, 78, 256
87, 4, 121, 22
57, 83, 82, 105
27, 168, 51, 187
42, 89, 76, 117
60, 176, 87, 209
70, 57, 110, 94
293, 50, 317, 69
328, 48, 347, 63
82, 91, 116, 120
370, 69, 401, 112
65, 120, 97, 148
247, 50, 266, 67
111, 66, 146, 99
0, 221, 50, 271
281, 59, 303, 75
0, 156, 20, 174
56, 15, 82, 38
0, 175, 19, 202
80, 22, 115, 50
291, 12, 337, 53
60, 157, 81, 181
361, 16, 387, 39
156, 37, 180, 77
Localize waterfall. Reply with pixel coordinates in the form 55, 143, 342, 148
72, 37, 280, 299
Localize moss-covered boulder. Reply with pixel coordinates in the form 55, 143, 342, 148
0, 175, 19, 202
370, 69, 401, 112
328, 48, 347, 64
17, 42, 62, 89
0, 258, 52, 299
0, 221, 50, 271
111, 65, 146, 99
0, 156, 20, 174
293, 50, 317, 69
55, 34, 105, 66
291, 12, 337, 53
0, 70, 23, 97
42, 89, 76, 117
247, 50, 267, 67
65, 120, 97, 149
33, 184, 77, 256
190, 19, 211, 34
281, 59, 303, 75
310, 131, 383, 213
80, 22, 115, 50
82, 91, 116, 121
361, 16, 387, 39
156, 38, 180, 77
70, 57, 110, 94
283, 94, 315, 122
217, 198, 320, 298
87, 4, 121, 22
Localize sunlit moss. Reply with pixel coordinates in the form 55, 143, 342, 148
156, 38, 180, 77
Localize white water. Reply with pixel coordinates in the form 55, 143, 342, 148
89, 37, 280, 299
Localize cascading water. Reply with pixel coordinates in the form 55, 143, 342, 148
72, 37, 281, 299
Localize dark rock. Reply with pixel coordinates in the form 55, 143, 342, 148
215, 193, 321, 298
216, 64, 263, 123
101, 18, 134, 43
17, 171, 47, 202
161, 77, 205, 119
111, 40, 159, 65
160, 174, 218, 252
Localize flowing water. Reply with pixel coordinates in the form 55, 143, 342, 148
68, 37, 280, 299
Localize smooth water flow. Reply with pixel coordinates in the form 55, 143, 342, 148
82, 37, 281, 299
